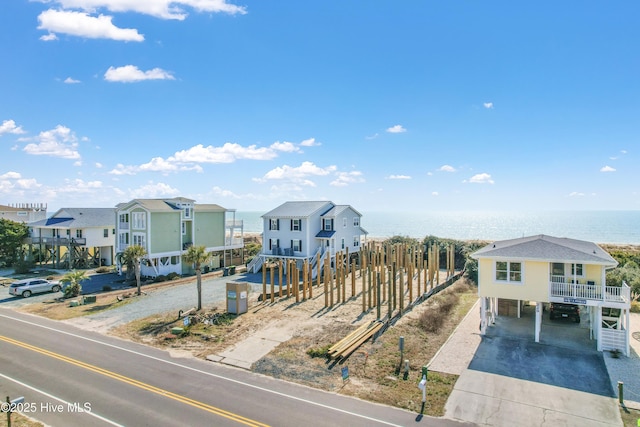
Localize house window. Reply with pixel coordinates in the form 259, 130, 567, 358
119, 213, 129, 223
343, 218, 347, 228
132, 212, 146, 229
496, 261, 522, 283
182, 222, 186, 235
353, 217, 360, 227
292, 239, 301, 252
184, 207, 191, 218
104, 229, 109, 238
551, 263, 565, 276
341, 238, 345, 249
76, 230, 83, 238
269, 219, 279, 231
571, 263, 584, 276
353, 236, 360, 247
118, 233, 129, 246
269, 238, 279, 250
323, 219, 333, 231
112, 229, 116, 235
132, 233, 146, 247
291, 219, 301, 231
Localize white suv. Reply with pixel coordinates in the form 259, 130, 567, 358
9, 278, 61, 298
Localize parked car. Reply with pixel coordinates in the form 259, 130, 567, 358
549, 302, 580, 323
9, 278, 62, 298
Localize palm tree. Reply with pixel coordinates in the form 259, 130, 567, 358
183, 245, 210, 311
122, 245, 148, 296
60, 269, 88, 298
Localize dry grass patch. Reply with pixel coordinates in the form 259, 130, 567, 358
19, 293, 133, 320
254, 280, 478, 416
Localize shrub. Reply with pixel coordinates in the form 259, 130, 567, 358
102, 285, 112, 292
419, 310, 445, 333
167, 272, 180, 280
95, 266, 111, 273
631, 301, 640, 313
306, 345, 331, 358
14, 259, 33, 275
64, 283, 81, 298
154, 275, 167, 283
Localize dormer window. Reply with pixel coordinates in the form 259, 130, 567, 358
323, 218, 333, 231
184, 207, 191, 218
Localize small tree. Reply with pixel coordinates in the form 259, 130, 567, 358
183, 245, 210, 311
0, 218, 29, 267
122, 245, 148, 296
61, 270, 88, 298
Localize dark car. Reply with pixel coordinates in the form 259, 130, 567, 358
549, 303, 580, 323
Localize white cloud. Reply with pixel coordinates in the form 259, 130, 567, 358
468, 173, 494, 184
109, 141, 298, 176
38, 9, 144, 41
365, 133, 379, 140
64, 77, 81, 84
386, 125, 406, 133
600, 166, 616, 172
105, 65, 174, 82
439, 165, 456, 172
483, 102, 494, 109
569, 191, 585, 197
0, 171, 22, 180
258, 161, 337, 185
22, 125, 81, 159
40, 33, 58, 41
0, 120, 26, 136
431, 191, 439, 196
51, 0, 247, 20
270, 141, 301, 153
330, 171, 365, 187
387, 175, 411, 180
300, 138, 320, 147
128, 182, 180, 199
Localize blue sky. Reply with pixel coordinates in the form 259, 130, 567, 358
1, 1, 638, 214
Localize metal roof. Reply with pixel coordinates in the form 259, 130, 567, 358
471, 234, 617, 266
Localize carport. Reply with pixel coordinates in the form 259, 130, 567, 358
484, 301, 595, 352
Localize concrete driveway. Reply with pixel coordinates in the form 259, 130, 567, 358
439, 302, 623, 426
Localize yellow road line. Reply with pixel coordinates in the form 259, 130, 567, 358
0, 335, 269, 427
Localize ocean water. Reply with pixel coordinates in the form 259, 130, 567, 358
235, 210, 640, 245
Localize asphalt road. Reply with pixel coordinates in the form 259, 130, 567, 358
0, 308, 471, 427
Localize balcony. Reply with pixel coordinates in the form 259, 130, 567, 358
549, 278, 630, 305
26, 237, 86, 246
119, 222, 130, 230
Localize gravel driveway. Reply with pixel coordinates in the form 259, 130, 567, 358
64, 272, 265, 333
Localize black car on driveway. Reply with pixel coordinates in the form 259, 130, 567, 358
549, 302, 580, 323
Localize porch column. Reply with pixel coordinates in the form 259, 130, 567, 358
625, 308, 630, 357
596, 307, 602, 352
480, 297, 487, 335
492, 297, 497, 323
517, 299, 521, 319
534, 302, 542, 343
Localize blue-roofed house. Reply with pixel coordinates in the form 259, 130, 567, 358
249, 201, 367, 275
27, 207, 116, 268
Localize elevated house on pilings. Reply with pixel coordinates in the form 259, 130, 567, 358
115, 197, 244, 278
1, 203, 47, 223
27, 208, 116, 269
248, 201, 368, 277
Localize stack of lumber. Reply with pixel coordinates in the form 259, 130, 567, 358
328, 320, 384, 361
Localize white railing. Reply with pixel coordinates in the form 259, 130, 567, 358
549, 281, 630, 303
226, 220, 243, 228
225, 237, 243, 246
601, 328, 627, 354
247, 255, 263, 273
